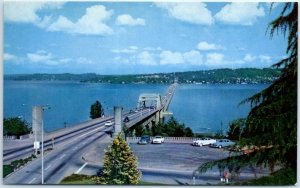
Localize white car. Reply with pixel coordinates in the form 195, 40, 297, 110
151, 136, 164, 144
104, 121, 113, 127
192, 137, 216, 147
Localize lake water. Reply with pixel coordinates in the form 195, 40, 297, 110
4, 81, 267, 133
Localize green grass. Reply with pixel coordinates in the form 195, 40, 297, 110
3, 154, 37, 177
60, 174, 167, 185
60, 174, 96, 184
3, 165, 14, 178
138, 181, 166, 185
237, 167, 296, 186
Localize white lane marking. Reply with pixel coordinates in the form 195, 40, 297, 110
78, 127, 105, 138
28, 177, 36, 184
72, 147, 78, 151
59, 154, 66, 159
45, 164, 52, 171
75, 162, 88, 174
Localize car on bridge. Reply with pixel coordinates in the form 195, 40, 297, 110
151, 136, 164, 144
192, 137, 216, 147
104, 121, 113, 127
138, 135, 151, 145
210, 139, 235, 148
123, 116, 130, 122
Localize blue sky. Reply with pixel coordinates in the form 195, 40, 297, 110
4, 2, 287, 74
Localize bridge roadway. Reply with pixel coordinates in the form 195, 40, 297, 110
124, 83, 177, 129
4, 84, 177, 184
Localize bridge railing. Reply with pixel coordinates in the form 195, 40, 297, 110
126, 136, 199, 144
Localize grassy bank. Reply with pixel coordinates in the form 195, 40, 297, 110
60, 174, 165, 185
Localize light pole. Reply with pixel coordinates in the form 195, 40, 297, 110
32, 105, 50, 184
41, 105, 50, 185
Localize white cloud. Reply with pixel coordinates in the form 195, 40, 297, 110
48, 5, 113, 35
156, 3, 214, 25
4, 53, 17, 61
138, 51, 156, 65
77, 57, 93, 64
112, 46, 138, 54
27, 50, 72, 65
160, 51, 184, 65
158, 50, 203, 66
244, 53, 256, 62
244, 54, 272, 63
129, 46, 138, 50
116, 14, 145, 26
27, 50, 53, 63
4, 2, 64, 26
258, 55, 272, 63
183, 50, 203, 65
206, 53, 224, 65
197, 41, 222, 51
215, 3, 265, 26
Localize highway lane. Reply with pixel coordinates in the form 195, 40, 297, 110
3, 108, 154, 163
3, 108, 157, 184
4, 125, 112, 184
3, 117, 112, 163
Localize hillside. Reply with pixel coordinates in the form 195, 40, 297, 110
5, 68, 280, 84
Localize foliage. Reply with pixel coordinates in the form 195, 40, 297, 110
100, 133, 141, 185
237, 167, 296, 185
196, 3, 297, 185
135, 116, 194, 137
227, 118, 246, 141
3, 165, 14, 178
163, 116, 194, 137
3, 117, 30, 137
89, 100, 104, 119
60, 174, 97, 184
5, 68, 280, 84
4, 154, 37, 177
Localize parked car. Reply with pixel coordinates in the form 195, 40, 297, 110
210, 139, 235, 148
123, 116, 130, 122
152, 136, 164, 144
138, 135, 151, 145
192, 137, 216, 146
104, 121, 113, 127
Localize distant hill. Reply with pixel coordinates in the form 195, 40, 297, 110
4, 68, 281, 84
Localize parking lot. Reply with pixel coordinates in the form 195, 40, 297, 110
84, 138, 232, 172
81, 137, 271, 184
129, 142, 231, 172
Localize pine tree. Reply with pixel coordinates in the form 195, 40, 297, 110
90, 100, 104, 119
101, 133, 141, 185
196, 3, 297, 185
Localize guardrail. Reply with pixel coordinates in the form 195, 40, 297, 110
127, 136, 200, 144
3, 136, 17, 140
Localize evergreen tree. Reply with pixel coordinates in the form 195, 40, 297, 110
196, 3, 297, 185
227, 118, 246, 141
101, 133, 141, 185
90, 100, 104, 119
4, 117, 30, 138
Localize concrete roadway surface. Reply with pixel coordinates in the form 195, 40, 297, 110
3, 108, 155, 184
3, 107, 155, 164
4, 125, 112, 184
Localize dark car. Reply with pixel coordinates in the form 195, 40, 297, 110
123, 116, 130, 122
138, 135, 151, 145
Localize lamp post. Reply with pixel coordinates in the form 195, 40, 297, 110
32, 105, 50, 184
41, 105, 50, 185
